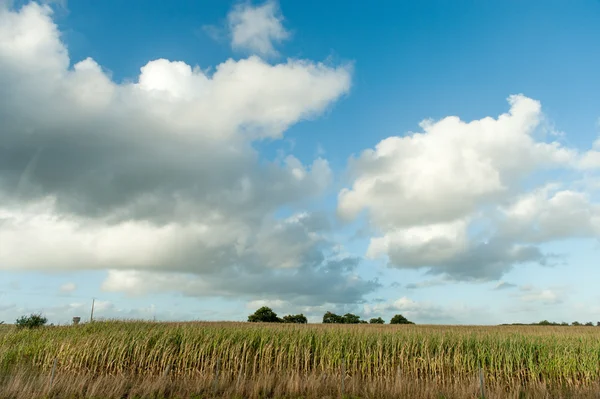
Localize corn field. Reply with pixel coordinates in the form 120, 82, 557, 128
1, 321, 599, 398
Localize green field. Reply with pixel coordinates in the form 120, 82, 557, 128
1, 321, 599, 398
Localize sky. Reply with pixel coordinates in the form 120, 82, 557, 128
1, 0, 600, 325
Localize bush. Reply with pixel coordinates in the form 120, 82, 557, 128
343, 313, 361, 324
248, 307, 281, 323
282, 314, 307, 324
323, 311, 345, 324
15, 313, 48, 329
390, 314, 414, 325
369, 317, 384, 324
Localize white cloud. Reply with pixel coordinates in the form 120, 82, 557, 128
228, 0, 289, 57
576, 138, 600, 169
0, 2, 373, 306
499, 186, 600, 242
339, 95, 574, 229
339, 95, 599, 280
516, 285, 565, 305
59, 282, 76, 293
367, 219, 469, 266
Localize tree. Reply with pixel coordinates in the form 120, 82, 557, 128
15, 313, 47, 329
571, 321, 581, 326
359, 320, 368, 324
343, 313, 361, 324
282, 314, 307, 324
247, 307, 281, 323
323, 311, 344, 324
584, 321, 594, 326
597, 321, 600, 327
390, 314, 414, 325
369, 317, 384, 324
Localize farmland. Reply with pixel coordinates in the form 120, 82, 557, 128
1, 321, 599, 398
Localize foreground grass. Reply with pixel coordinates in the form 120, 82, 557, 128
0, 321, 599, 398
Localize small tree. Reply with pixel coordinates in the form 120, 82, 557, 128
359, 320, 368, 324
323, 311, 344, 324
282, 314, 308, 324
247, 307, 281, 323
390, 314, 414, 325
597, 321, 600, 327
584, 321, 594, 326
369, 317, 384, 324
15, 313, 47, 329
571, 321, 581, 326
343, 313, 361, 324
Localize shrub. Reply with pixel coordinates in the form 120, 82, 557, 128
282, 314, 307, 324
369, 317, 384, 324
390, 314, 414, 325
323, 311, 345, 324
15, 313, 48, 329
343, 313, 361, 324
248, 307, 281, 323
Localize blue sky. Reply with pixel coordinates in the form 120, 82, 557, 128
1, 0, 600, 325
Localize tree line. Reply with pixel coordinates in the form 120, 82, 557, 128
501, 320, 600, 327
247, 307, 414, 324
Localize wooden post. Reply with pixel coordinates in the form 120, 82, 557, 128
479, 365, 485, 398
213, 357, 220, 396
90, 298, 95, 323
341, 357, 345, 397
49, 358, 57, 387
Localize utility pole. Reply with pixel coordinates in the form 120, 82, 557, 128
90, 298, 95, 323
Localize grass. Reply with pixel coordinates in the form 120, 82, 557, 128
0, 321, 599, 398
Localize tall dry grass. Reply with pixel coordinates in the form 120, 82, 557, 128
1, 321, 599, 398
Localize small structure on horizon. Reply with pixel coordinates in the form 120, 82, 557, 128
72, 316, 81, 325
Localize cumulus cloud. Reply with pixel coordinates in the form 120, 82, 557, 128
339, 95, 573, 228
498, 185, 600, 242
0, 2, 373, 305
339, 94, 600, 281
101, 253, 379, 307
227, 0, 289, 57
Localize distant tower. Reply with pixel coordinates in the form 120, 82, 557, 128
72, 316, 81, 325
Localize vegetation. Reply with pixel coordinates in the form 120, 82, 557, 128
247, 307, 307, 324
247, 306, 281, 323
369, 317, 385, 324
282, 314, 307, 324
390, 314, 414, 324
15, 313, 47, 329
1, 320, 600, 398
502, 320, 599, 326
322, 311, 369, 324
